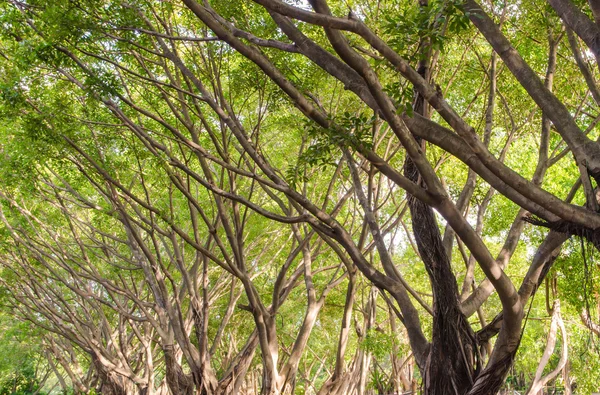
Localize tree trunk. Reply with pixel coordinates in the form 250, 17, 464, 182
163, 346, 195, 395
402, 8, 480, 391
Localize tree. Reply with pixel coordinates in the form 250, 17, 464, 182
1, 0, 600, 394
0, 315, 50, 395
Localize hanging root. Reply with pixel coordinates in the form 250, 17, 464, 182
524, 216, 600, 250
467, 350, 517, 395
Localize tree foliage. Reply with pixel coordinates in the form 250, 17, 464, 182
1, 0, 600, 394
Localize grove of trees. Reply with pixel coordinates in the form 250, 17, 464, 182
2, 0, 600, 394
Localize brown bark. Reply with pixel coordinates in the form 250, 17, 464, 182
465, 0, 600, 189
163, 346, 195, 395
404, 108, 479, 395
548, 0, 600, 68
400, 12, 479, 391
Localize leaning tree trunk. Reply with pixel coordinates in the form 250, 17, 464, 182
527, 301, 568, 395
